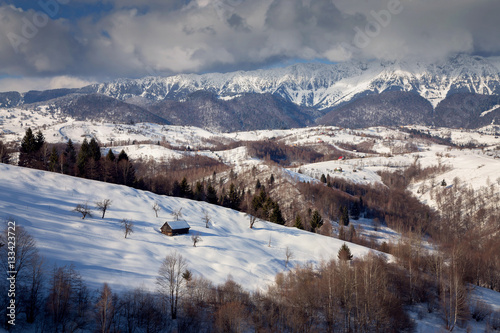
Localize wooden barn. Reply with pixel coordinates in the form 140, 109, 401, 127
160, 220, 190, 236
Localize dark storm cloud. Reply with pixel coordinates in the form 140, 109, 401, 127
1, 0, 500, 91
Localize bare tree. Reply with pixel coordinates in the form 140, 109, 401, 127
202, 210, 211, 228
152, 202, 161, 218
73, 203, 93, 219
285, 246, 294, 268
96, 199, 112, 219
172, 208, 183, 221
191, 233, 202, 247
156, 251, 188, 320
247, 213, 258, 229
95, 283, 115, 333
120, 219, 134, 239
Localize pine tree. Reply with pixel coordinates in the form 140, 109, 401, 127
294, 214, 304, 229
339, 206, 350, 226
206, 183, 218, 204
118, 150, 129, 162
338, 243, 353, 261
320, 174, 327, 183
106, 149, 115, 162
89, 138, 101, 161
350, 200, 360, 220
310, 210, 323, 231
48, 147, 59, 172
63, 139, 77, 175
269, 203, 285, 225
227, 183, 241, 210
179, 177, 193, 199
193, 181, 205, 201
19, 128, 42, 168
77, 138, 90, 176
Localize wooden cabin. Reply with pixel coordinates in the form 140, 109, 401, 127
161, 220, 190, 236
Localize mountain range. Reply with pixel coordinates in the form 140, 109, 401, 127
1, 54, 500, 131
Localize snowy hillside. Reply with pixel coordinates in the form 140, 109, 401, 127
0, 163, 377, 291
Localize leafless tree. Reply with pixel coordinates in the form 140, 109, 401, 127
152, 202, 161, 218
73, 203, 93, 219
96, 199, 112, 219
121, 219, 134, 239
285, 246, 294, 268
95, 283, 115, 333
247, 213, 258, 229
156, 251, 188, 320
191, 233, 202, 247
172, 208, 183, 221
202, 210, 211, 228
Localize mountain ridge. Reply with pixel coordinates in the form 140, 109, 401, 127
1, 54, 500, 130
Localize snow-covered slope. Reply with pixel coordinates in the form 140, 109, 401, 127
0, 163, 377, 291
89, 54, 500, 109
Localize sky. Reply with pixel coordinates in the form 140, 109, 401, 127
0, 0, 499, 92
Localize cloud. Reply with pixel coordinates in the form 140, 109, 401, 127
0, 0, 499, 90
0, 76, 96, 93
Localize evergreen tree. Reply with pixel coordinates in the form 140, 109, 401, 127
89, 138, 101, 161
310, 210, 323, 231
118, 150, 129, 162
19, 128, 43, 168
63, 139, 77, 175
227, 183, 241, 210
35, 130, 45, 151
206, 183, 218, 205
77, 138, 90, 176
337, 243, 353, 261
171, 180, 181, 197
179, 177, 193, 199
339, 206, 350, 226
106, 149, 115, 162
269, 203, 285, 225
350, 200, 360, 220
193, 181, 205, 201
294, 214, 303, 229
48, 147, 59, 172
320, 174, 327, 183
255, 179, 262, 190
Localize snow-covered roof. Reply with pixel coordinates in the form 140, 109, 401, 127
165, 220, 190, 230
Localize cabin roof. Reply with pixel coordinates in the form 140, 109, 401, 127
164, 220, 190, 230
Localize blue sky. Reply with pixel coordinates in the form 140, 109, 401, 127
0, 0, 499, 92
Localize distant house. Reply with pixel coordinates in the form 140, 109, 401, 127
161, 220, 190, 236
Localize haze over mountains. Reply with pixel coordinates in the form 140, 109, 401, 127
1, 54, 500, 131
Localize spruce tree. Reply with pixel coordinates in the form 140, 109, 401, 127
206, 183, 218, 204
106, 149, 115, 162
294, 214, 303, 229
19, 128, 41, 167
310, 210, 323, 231
269, 203, 285, 225
350, 200, 360, 220
338, 243, 353, 261
89, 138, 101, 161
179, 177, 193, 199
48, 147, 59, 172
339, 206, 350, 226
320, 174, 327, 183
77, 138, 90, 176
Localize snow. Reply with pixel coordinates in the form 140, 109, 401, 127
480, 104, 500, 117
164, 220, 190, 230
0, 163, 378, 292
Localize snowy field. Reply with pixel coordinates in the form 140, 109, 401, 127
0, 163, 377, 292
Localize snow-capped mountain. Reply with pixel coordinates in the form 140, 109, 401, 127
87, 54, 500, 109
1, 54, 500, 130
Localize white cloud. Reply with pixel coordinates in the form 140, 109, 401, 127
0, 76, 96, 93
